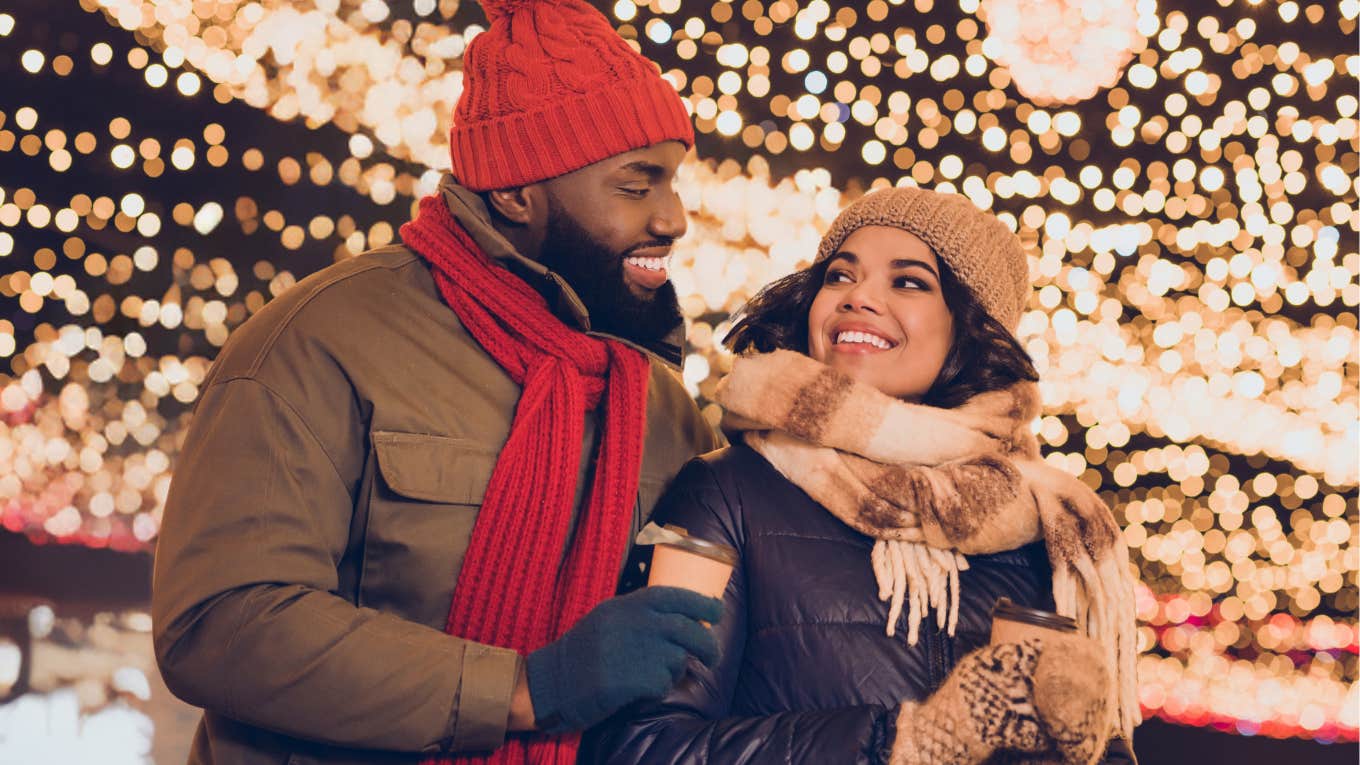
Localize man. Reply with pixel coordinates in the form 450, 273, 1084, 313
151, 1, 724, 762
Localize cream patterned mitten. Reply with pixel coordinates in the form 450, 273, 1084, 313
888, 641, 1049, 765
887, 638, 1113, 765
1031, 633, 1112, 765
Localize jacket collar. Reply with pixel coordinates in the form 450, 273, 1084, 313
438, 174, 686, 369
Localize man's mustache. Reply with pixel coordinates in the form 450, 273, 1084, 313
621, 239, 676, 258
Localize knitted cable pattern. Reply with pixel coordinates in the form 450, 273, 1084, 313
449, 0, 693, 190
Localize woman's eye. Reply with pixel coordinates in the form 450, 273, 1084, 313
620, 187, 649, 197
895, 276, 928, 290
826, 269, 852, 284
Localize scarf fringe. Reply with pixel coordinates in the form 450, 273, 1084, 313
872, 540, 969, 646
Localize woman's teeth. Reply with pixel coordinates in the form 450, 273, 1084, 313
834, 330, 894, 350
625, 255, 670, 271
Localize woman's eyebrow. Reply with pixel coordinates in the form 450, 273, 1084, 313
890, 258, 939, 277
835, 250, 939, 277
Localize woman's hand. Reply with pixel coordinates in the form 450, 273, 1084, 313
1031, 633, 1113, 765
885, 636, 1111, 765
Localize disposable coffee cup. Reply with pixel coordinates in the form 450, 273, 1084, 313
645, 524, 738, 601
990, 597, 1078, 646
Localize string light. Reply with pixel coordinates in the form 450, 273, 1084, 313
0, 0, 1354, 744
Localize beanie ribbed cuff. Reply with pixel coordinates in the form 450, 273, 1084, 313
450, 75, 693, 192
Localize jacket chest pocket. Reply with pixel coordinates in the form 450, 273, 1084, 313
359, 431, 496, 630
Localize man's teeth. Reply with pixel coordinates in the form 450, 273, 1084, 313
835, 330, 893, 349
625, 255, 670, 271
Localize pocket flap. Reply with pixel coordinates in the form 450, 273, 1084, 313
371, 431, 497, 504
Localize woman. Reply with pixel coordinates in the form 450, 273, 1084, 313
588, 188, 1139, 764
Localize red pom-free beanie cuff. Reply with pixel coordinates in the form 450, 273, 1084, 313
450, 75, 694, 192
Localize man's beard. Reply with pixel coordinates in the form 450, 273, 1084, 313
536, 197, 683, 348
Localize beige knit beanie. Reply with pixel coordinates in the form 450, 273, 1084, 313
815, 187, 1030, 331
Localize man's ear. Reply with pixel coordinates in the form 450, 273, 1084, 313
485, 185, 546, 226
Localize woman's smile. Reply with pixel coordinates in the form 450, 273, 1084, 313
829, 322, 900, 353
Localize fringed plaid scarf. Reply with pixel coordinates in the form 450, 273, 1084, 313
716, 350, 1139, 739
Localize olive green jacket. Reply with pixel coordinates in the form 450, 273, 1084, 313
151, 178, 722, 764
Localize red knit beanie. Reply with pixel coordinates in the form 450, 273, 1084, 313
450, 0, 695, 191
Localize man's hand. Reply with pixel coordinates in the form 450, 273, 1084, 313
521, 587, 722, 733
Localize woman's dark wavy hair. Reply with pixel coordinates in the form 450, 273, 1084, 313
723, 255, 1038, 408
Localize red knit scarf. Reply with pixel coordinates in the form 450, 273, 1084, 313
400, 195, 650, 764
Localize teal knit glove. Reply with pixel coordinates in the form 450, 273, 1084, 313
525, 586, 722, 733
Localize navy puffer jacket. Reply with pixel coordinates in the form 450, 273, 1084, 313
586, 444, 1136, 764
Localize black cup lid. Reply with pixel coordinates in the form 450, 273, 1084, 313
657, 524, 738, 566
991, 597, 1078, 633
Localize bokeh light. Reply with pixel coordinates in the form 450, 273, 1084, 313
0, 0, 1355, 746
